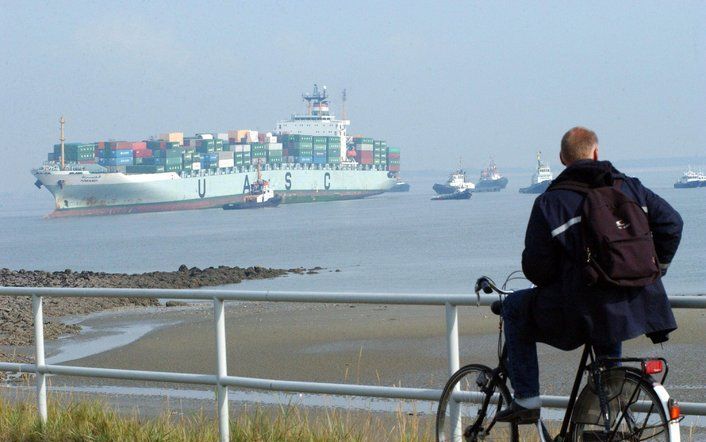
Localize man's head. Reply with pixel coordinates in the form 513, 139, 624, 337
560, 126, 599, 166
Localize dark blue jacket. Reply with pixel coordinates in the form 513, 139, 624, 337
522, 160, 683, 350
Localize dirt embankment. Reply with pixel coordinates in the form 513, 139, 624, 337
0, 265, 320, 364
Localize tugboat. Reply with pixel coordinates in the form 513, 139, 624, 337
674, 167, 706, 189
389, 179, 411, 192
223, 163, 282, 209
433, 165, 476, 194
474, 159, 508, 192
520, 151, 554, 194
431, 189, 472, 200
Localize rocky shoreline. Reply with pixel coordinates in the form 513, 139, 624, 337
0, 265, 319, 364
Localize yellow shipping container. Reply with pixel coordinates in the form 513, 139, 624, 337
159, 132, 184, 145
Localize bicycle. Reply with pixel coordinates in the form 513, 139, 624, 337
436, 274, 682, 442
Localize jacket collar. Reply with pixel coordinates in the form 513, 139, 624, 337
553, 160, 622, 188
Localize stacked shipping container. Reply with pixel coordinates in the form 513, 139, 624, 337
46, 130, 400, 174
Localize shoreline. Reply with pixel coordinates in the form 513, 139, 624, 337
0, 265, 323, 368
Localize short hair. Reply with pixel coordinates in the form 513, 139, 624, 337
561, 127, 598, 163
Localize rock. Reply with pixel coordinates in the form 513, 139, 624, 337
165, 301, 189, 307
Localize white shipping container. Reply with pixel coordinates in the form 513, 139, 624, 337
266, 143, 283, 151
196, 133, 213, 140
247, 130, 259, 143
218, 151, 234, 160
242, 144, 251, 153
192, 162, 201, 171
266, 135, 278, 143
215, 133, 229, 142
235, 145, 244, 153
218, 159, 235, 168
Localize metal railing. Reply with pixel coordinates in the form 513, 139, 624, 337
0, 286, 704, 442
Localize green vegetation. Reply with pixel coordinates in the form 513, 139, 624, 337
0, 398, 433, 441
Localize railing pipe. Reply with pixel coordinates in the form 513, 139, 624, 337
32, 294, 47, 424
214, 297, 230, 442
0, 286, 703, 425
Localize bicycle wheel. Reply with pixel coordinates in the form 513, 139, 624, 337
570, 368, 670, 441
436, 364, 517, 442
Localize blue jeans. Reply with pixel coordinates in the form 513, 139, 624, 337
502, 289, 622, 399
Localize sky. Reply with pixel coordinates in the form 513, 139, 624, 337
0, 1, 704, 193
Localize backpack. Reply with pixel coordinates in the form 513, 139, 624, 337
550, 178, 660, 287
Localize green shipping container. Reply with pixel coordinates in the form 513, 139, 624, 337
126, 165, 165, 174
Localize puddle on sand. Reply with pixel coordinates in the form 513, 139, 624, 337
46, 322, 172, 364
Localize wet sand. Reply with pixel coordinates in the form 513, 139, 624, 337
40, 302, 706, 410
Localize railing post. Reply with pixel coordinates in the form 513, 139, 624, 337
32, 294, 47, 424
445, 302, 461, 439
213, 297, 230, 442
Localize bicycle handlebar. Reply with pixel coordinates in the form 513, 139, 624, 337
474, 276, 514, 296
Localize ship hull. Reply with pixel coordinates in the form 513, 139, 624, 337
674, 181, 704, 189
474, 177, 509, 192
433, 184, 457, 194
519, 180, 552, 194
34, 168, 394, 217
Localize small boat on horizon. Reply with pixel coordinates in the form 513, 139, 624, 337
433, 168, 475, 194
431, 189, 472, 200
389, 179, 411, 192
223, 163, 282, 210
674, 167, 706, 189
474, 159, 508, 192
520, 151, 553, 194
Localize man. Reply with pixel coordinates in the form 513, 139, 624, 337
496, 127, 683, 423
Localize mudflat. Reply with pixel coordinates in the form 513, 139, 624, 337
62, 302, 706, 405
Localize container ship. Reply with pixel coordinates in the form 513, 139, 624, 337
32, 85, 401, 217
473, 159, 508, 192
519, 151, 553, 194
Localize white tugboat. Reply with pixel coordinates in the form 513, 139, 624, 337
674, 167, 706, 189
433, 161, 476, 194
520, 151, 553, 194
223, 162, 282, 209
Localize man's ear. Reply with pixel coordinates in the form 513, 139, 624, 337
560, 151, 566, 166
592, 146, 599, 161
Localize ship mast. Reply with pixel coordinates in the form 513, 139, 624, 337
303, 84, 328, 116
59, 116, 65, 170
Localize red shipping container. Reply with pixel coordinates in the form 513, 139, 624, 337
96, 141, 106, 149
134, 149, 153, 158
387, 153, 400, 159
356, 151, 373, 164
78, 160, 96, 164
388, 164, 400, 172
346, 150, 357, 158
129, 141, 147, 151
108, 141, 131, 149
258, 133, 267, 143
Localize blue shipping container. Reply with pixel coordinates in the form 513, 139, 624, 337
313, 157, 327, 164
106, 149, 133, 158
296, 156, 313, 163
99, 157, 133, 166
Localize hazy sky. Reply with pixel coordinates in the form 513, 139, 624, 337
1, 1, 704, 192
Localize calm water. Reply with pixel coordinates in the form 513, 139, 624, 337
1, 165, 704, 295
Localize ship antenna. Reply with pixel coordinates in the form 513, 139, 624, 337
59, 115, 65, 170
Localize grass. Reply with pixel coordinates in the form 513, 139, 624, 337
0, 395, 700, 441
0, 396, 434, 442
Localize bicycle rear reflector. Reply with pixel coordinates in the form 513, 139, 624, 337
642, 359, 664, 375
669, 399, 681, 420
